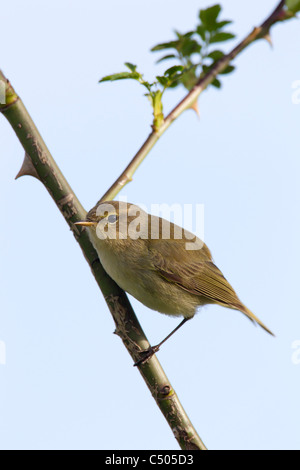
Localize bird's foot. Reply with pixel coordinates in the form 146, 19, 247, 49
133, 345, 160, 367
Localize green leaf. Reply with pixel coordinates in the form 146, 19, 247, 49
181, 38, 202, 56
156, 54, 177, 63
199, 4, 222, 31
207, 50, 224, 61
156, 76, 169, 86
99, 72, 140, 82
182, 31, 195, 38
286, 0, 300, 13
124, 62, 137, 72
211, 77, 222, 88
216, 20, 233, 29
168, 80, 180, 89
219, 65, 235, 75
174, 30, 194, 40
196, 25, 206, 41
164, 65, 184, 77
210, 32, 235, 44
151, 41, 178, 52
199, 5, 221, 24
180, 67, 198, 90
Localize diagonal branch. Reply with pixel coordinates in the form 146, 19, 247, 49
0, 70, 206, 451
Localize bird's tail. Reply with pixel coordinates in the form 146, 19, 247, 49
237, 304, 275, 337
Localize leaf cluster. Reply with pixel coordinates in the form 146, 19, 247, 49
151, 4, 235, 90
99, 4, 236, 130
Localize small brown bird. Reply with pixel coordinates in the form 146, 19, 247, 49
76, 201, 273, 364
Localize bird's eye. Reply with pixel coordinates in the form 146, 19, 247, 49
107, 214, 118, 224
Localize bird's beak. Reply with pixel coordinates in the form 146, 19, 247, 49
74, 221, 96, 227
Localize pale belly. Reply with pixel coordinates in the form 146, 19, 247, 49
95, 241, 198, 319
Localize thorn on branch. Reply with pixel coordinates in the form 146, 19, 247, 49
189, 100, 200, 118
15, 152, 41, 180
263, 33, 273, 48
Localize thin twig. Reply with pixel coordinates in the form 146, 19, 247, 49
101, 0, 286, 202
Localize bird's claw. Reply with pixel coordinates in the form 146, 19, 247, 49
133, 345, 160, 367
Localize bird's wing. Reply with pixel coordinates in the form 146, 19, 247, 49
150, 242, 274, 336
152, 248, 240, 308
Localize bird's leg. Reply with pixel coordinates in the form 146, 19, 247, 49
134, 318, 190, 366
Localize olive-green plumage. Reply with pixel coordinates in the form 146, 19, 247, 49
77, 201, 273, 337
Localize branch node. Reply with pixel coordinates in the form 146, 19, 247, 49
159, 384, 172, 396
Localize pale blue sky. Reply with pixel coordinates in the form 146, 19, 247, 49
0, 0, 299, 450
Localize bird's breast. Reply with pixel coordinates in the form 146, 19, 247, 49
91, 237, 197, 318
